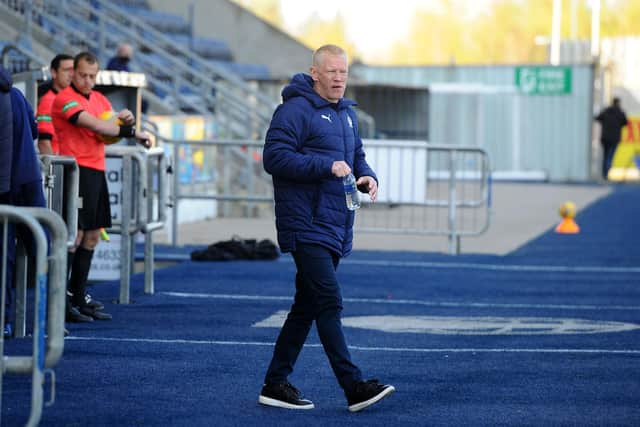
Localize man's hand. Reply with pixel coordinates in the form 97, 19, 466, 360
117, 109, 135, 125
135, 130, 151, 148
356, 176, 378, 202
331, 160, 351, 178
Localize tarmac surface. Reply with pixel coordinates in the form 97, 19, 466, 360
157, 182, 612, 255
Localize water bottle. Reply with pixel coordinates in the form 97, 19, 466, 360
343, 173, 360, 211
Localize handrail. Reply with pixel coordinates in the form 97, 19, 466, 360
1, 0, 276, 137
48, 0, 273, 136
0, 42, 46, 71
104, 145, 167, 302
105, 145, 148, 232
155, 135, 492, 254
39, 155, 79, 248
0, 206, 67, 427
88, 0, 274, 104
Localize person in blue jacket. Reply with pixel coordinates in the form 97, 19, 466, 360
258, 44, 394, 413
0, 64, 47, 339
0, 64, 13, 338
0, 66, 12, 198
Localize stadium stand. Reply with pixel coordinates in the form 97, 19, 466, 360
0, 0, 275, 137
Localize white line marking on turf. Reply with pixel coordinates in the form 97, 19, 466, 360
253, 311, 640, 335
254, 311, 640, 335
160, 291, 640, 311
143, 253, 640, 274
64, 336, 640, 355
304, 258, 640, 274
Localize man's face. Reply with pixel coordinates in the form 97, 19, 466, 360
73, 59, 99, 95
51, 59, 74, 91
311, 53, 348, 103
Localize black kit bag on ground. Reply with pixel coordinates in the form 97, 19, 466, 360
190, 237, 279, 261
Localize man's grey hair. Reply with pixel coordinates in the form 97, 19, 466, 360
312, 44, 347, 67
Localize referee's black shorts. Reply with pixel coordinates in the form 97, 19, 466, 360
78, 166, 112, 231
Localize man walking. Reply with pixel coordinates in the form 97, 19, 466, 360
595, 97, 628, 180
258, 44, 394, 412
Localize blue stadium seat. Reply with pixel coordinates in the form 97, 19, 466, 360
121, 8, 190, 35
208, 60, 271, 81
0, 42, 32, 74
110, 0, 150, 8
169, 35, 234, 62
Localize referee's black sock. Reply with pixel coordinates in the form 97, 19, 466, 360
68, 246, 94, 307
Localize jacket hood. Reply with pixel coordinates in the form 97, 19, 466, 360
0, 65, 12, 93
281, 73, 355, 109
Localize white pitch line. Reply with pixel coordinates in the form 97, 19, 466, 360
337, 259, 640, 273
64, 336, 640, 355
142, 254, 640, 274
160, 291, 640, 311
145, 253, 640, 274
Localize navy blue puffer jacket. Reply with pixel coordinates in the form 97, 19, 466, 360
263, 73, 377, 257
0, 64, 13, 195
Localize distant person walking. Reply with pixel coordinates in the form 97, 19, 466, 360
258, 44, 394, 412
595, 97, 628, 180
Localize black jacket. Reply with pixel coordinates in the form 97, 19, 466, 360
596, 105, 628, 146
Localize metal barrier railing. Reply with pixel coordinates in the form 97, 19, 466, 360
13, 156, 77, 339
1, 206, 68, 427
155, 136, 272, 246
105, 146, 167, 303
155, 135, 491, 254
356, 141, 492, 255
40, 155, 79, 248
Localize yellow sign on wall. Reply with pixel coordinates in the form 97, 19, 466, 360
609, 116, 640, 181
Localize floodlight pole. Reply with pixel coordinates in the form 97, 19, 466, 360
590, 0, 601, 59
550, 0, 562, 65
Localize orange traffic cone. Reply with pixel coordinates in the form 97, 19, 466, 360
555, 217, 580, 234
555, 201, 580, 234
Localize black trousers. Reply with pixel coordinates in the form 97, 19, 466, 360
263, 243, 362, 393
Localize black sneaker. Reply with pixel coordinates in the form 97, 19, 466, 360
85, 293, 104, 311
66, 306, 94, 323
258, 382, 314, 410
79, 306, 112, 321
346, 379, 395, 412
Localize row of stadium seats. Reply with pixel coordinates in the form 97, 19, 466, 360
3, 0, 271, 93
0, 42, 32, 74
108, 1, 270, 80
1, 0, 276, 136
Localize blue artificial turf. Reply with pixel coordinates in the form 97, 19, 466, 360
3, 184, 640, 426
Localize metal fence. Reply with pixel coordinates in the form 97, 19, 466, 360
40, 155, 79, 248
358, 140, 491, 254
105, 145, 168, 303
0, 206, 68, 427
156, 135, 491, 254
1, 145, 168, 425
